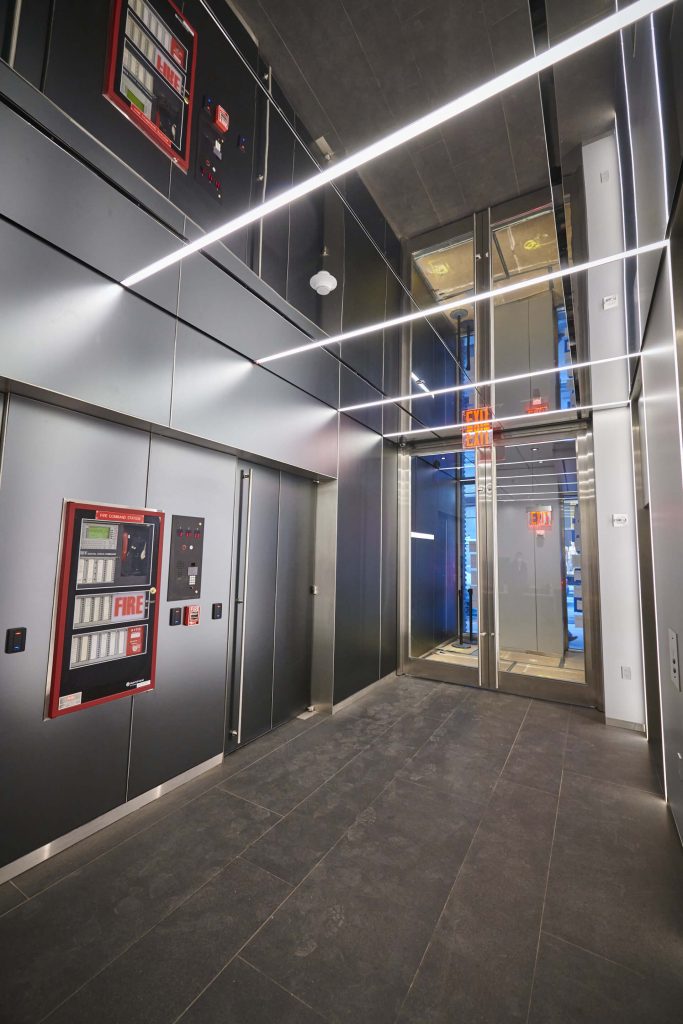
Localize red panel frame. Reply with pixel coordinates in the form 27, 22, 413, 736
48, 502, 165, 718
104, 0, 197, 173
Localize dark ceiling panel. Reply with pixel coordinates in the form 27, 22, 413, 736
230, 0, 619, 239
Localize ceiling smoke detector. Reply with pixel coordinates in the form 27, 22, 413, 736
310, 270, 338, 295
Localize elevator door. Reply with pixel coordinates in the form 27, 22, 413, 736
225, 462, 315, 751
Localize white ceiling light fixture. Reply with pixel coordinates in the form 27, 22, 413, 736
340, 351, 640, 412
258, 240, 667, 365
121, 0, 673, 289
310, 269, 338, 295
384, 400, 629, 439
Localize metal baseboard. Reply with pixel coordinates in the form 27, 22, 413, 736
0, 753, 223, 886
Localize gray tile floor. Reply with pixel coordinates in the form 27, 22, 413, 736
1, 676, 681, 1023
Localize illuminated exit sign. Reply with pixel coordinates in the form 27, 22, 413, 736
529, 508, 552, 530
463, 407, 493, 449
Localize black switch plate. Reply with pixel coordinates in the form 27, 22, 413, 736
169, 608, 182, 626
5, 627, 26, 653
212, 603, 223, 620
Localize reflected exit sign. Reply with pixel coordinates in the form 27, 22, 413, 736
529, 509, 552, 530
463, 407, 493, 449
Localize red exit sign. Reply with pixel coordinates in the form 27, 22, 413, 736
463, 407, 493, 449
529, 509, 552, 530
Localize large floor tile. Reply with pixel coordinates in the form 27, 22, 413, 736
178, 957, 327, 1023
566, 708, 660, 794
0, 790, 279, 1024
243, 778, 483, 1024
543, 772, 683, 996
398, 779, 557, 1024
46, 858, 291, 1024
0, 882, 25, 917
501, 702, 568, 796
528, 932, 682, 1024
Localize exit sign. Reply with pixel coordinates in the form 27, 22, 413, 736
462, 407, 493, 449
529, 509, 552, 530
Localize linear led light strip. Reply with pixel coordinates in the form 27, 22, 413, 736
384, 400, 628, 439
342, 350, 641, 413
121, 0, 673, 288
259, 240, 667, 366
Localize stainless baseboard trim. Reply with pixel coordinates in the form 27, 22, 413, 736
605, 716, 646, 733
0, 753, 223, 885
331, 672, 398, 714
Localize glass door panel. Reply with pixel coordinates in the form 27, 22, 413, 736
408, 451, 479, 685
494, 435, 590, 702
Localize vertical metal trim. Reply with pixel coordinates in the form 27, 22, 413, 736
124, 698, 135, 801
576, 427, 604, 709
270, 471, 281, 729
7, 0, 23, 68
236, 469, 253, 744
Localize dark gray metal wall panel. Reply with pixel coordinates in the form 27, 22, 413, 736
171, 324, 338, 478
43, 0, 172, 195
170, 0, 259, 268
333, 415, 382, 704
12, 0, 51, 86
240, 462, 279, 743
381, 441, 398, 677
272, 472, 315, 725
287, 129, 325, 327
0, 397, 149, 868
177, 251, 339, 407
127, 436, 236, 798
341, 209, 386, 392
261, 92, 295, 299
0, 220, 176, 423
339, 365, 382, 434
0, 103, 181, 312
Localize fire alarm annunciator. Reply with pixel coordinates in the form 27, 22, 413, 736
183, 605, 200, 626
104, 0, 197, 172
47, 502, 164, 717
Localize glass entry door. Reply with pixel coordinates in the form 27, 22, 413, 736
403, 428, 601, 707
407, 448, 479, 686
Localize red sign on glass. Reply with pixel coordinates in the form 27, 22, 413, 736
529, 509, 552, 530
463, 407, 493, 449
526, 397, 550, 414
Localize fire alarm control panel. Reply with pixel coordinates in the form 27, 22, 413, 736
167, 515, 205, 601
105, 0, 197, 172
48, 502, 164, 717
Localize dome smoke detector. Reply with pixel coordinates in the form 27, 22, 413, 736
310, 269, 338, 296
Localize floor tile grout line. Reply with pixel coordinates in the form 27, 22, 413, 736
11, 715, 329, 904
524, 709, 570, 1024
235, 955, 332, 1022
540, 929, 648, 978
172, 692, 467, 1024
561, 766, 664, 798
36, 687, 452, 1024
394, 699, 533, 1022
8, 878, 28, 900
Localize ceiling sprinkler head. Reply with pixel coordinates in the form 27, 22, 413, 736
310, 270, 338, 295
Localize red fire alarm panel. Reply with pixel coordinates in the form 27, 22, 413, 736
183, 605, 200, 626
47, 502, 164, 717
214, 105, 230, 133
104, 0, 197, 172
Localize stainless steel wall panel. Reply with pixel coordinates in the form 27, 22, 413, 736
177, 251, 339, 408
272, 473, 315, 725
0, 397, 149, 868
0, 103, 181, 312
381, 440, 398, 677
171, 324, 338, 479
640, 254, 683, 835
339, 365, 382, 434
333, 415, 382, 703
239, 462, 279, 743
0, 220, 176, 424
126, 436, 236, 798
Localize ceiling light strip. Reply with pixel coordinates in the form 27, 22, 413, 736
384, 400, 628, 439
121, 0, 673, 288
340, 351, 640, 412
259, 239, 666, 365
